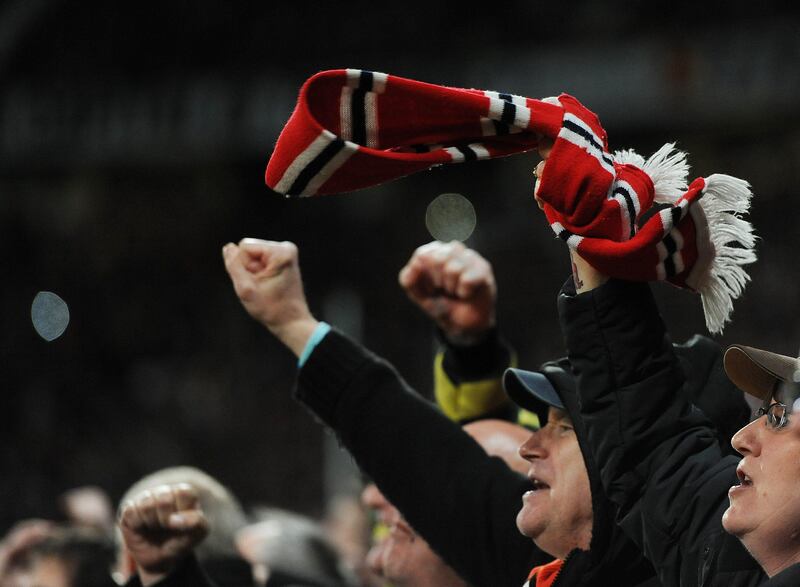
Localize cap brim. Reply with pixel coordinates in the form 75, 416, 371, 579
723, 345, 799, 401
503, 368, 564, 421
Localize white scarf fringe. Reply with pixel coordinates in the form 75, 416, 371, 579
693, 174, 757, 334
614, 143, 690, 205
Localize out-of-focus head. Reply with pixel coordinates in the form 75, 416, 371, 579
503, 362, 593, 559
236, 508, 354, 587
361, 418, 534, 586
115, 466, 247, 581
722, 345, 800, 576
59, 487, 115, 535
361, 483, 466, 587
20, 527, 116, 587
0, 519, 56, 585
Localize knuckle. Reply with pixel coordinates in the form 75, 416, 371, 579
173, 483, 194, 496
137, 490, 155, 507
449, 240, 466, 251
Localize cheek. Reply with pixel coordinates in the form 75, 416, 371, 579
556, 447, 592, 519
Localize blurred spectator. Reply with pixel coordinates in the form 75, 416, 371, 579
59, 487, 115, 536
237, 509, 355, 587
116, 467, 251, 586
10, 527, 116, 587
322, 496, 380, 587
0, 519, 56, 587
361, 419, 529, 587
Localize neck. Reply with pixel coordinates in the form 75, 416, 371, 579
537, 527, 592, 561
743, 535, 800, 577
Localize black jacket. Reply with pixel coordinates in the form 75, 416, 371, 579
557, 278, 800, 586
295, 328, 656, 586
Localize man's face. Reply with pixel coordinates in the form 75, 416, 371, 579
361, 484, 467, 587
516, 407, 593, 559
722, 395, 800, 563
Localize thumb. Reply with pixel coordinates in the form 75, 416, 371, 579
222, 243, 251, 285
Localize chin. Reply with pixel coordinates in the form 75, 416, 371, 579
516, 510, 542, 539
721, 507, 745, 537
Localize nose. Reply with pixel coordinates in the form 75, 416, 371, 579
731, 418, 761, 457
361, 483, 388, 512
518, 430, 548, 461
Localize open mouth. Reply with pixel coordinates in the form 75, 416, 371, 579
736, 467, 753, 487
529, 477, 551, 491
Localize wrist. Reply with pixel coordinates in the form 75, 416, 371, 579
569, 250, 608, 293
441, 323, 494, 347
439, 326, 511, 383
270, 315, 320, 357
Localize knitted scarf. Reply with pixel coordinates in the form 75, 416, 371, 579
266, 69, 757, 333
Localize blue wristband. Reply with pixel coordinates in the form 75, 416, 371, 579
298, 322, 332, 367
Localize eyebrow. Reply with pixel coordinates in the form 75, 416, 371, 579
549, 411, 573, 425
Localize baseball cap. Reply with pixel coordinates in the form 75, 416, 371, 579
723, 345, 800, 402
503, 359, 574, 424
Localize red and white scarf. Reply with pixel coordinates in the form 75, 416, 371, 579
266, 69, 757, 333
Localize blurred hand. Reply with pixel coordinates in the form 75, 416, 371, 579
119, 484, 208, 586
222, 238, 318, 356
398, 241, 496, 344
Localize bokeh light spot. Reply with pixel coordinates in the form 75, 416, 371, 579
425, 193, 476, 242
31, 291, 70, 342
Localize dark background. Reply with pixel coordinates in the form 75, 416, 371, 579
2, 1, 799, 530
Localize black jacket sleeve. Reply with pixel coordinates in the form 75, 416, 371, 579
295, 329, 545, 587
558, 278, 763, 587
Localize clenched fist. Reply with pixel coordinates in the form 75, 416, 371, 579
222, 238, 319, 357
399, 241, 496, 345
119, 484, 208, 586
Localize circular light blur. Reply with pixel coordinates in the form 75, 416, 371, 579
425, 193, 477, 242
31, 291, 70, 341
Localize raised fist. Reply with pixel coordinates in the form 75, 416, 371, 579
399, 241, 496, 344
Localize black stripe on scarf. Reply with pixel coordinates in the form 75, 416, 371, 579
557, 227, 573, 242
671, 205, 683, 225
456, 145, 478, 162
501, 100, 517, 126
662, 233, 678, 277
492, 120, 510, 136
613, 185, 638, 237
350, 88, 367, 146
287, 138, 345, 196
348, 70, 376, 146
562, 118, 614, 167
359, 70, 374, 92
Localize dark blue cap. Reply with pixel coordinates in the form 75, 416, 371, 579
503, 360, 574, 423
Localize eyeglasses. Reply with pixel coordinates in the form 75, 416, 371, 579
757, 401, 791, 430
